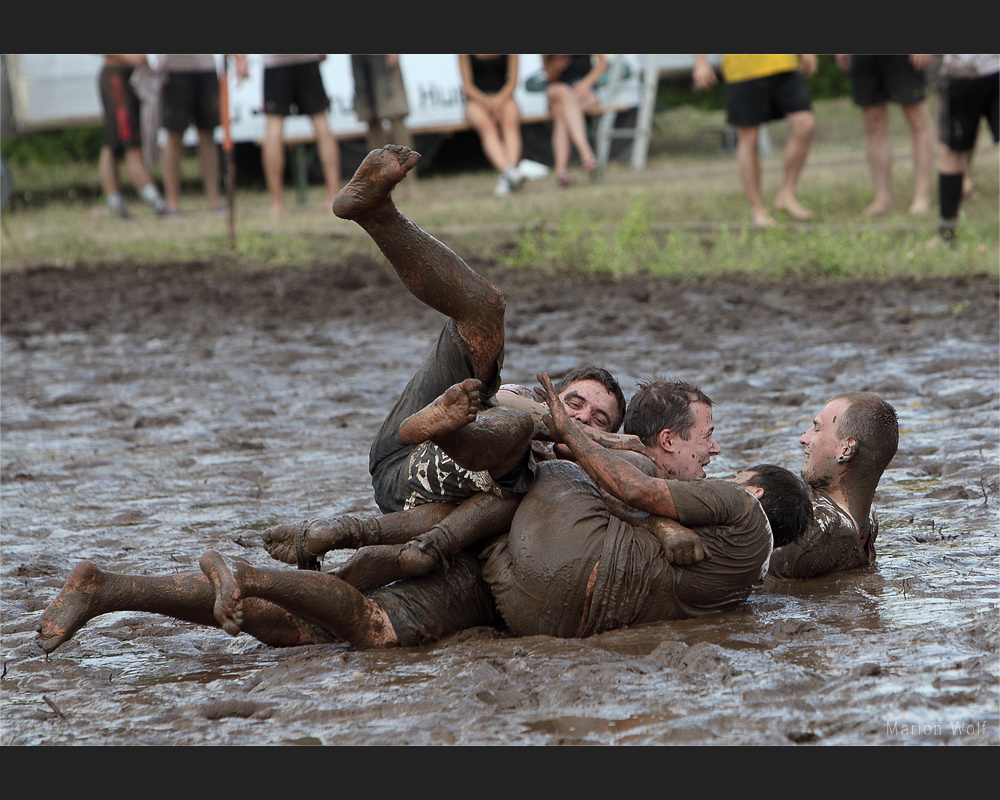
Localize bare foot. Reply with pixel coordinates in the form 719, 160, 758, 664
36, 561, 106, 654
261, 520, 326, 570
199, 550, 244, 636
332, 145, 421, 220
908, 198, 931, 215
750, 212, 777, 229
774, 194, 813, 221
399, 379, 483, 445
864, 198, 892, 216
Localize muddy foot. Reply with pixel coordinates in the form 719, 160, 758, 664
399, 379, 483, 445
333, 544, 435, 593
261, 521, 324, 570
200, 550, 244, 636
332, 145, 421, 220
36, 560, 106, 654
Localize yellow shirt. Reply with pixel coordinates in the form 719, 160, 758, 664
722, 54, 800, 83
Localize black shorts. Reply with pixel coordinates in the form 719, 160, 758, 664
161, 70, 220, 133
726, 71, 812, 128
938, 73, 1000, 151
372, 551, 500, 647
263, 61, 330, 117
849, 54, 927, 107
99, 66, 141, 153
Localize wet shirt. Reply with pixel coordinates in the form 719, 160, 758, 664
482, 461, 774, 638
767, 486, 877, 579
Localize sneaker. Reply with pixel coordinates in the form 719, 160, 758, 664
504, 165, 525, 192
493, 174, 512, 197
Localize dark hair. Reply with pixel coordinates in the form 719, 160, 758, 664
555, 365, 627, 432
833, 393, 899, 479
745, 464, 813, 547
623, 378, 713, 445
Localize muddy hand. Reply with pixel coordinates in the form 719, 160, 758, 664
536, 372, 574, 442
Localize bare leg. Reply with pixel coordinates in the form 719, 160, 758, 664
196, 129, 221, 209
162, 131, 185, 211
337, 492, 521, 591
774, 110, 815, 220
205, 553, 398, 648
862, 103, 893, 215
399, 380, 535, 477
262, 114, 287, 216
734, 126, 774, 227
310, 111, 341, 207
262, 502, 454, 567
333, 145, 505, 381
903, 101, 934, 214
35, 560, 311, 654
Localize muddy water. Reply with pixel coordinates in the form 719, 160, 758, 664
2, 261, 997, 745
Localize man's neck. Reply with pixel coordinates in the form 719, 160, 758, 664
815, 478, 875, 541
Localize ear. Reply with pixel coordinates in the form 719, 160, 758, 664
837, 437, 858, 463
657, 428, 673, 452
747, 485, 764, 499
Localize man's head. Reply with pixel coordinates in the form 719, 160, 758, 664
623, 378, 720, 480
800, 393, 899, 489
731, 464, 813, 547
555, 365, 627, 433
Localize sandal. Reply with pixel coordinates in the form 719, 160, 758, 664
557, 173, 575, 187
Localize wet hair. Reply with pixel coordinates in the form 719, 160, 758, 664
832, 393, 899, 478
555, 365, 627, 432
622, 378, 713, 445
745, 464, 813, 547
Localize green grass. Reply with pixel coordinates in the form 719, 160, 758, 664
2, 98, 997, 282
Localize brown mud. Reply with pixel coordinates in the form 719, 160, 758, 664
2, 258, 998, 745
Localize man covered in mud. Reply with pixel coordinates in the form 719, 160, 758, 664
260, 144, 635, 589
34, 373, 810, 654
479, 373, 814, 637
768, 393, 899, 579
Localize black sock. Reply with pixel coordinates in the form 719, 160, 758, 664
938, 172, 964, 227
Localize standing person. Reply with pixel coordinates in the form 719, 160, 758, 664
234, 54, 341, 216
768, 392, 899, 579
97, 54, 168, 219
836, 54, 936, 216
159, 54, 222, 215
350, 55, 418, 196
933, 54, 999, 241
458, 54, 525, 197
693, 54, 817, 227
542, 54, 607, 186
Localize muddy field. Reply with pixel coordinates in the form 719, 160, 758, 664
1, 256, 998, 746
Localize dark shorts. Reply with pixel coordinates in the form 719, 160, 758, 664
938, 73, 1000, 151
161, 70, 220, 133
351, 55, 410, 121
372, 551, 499, 647
369, 320, 503, 513
99, 66, 142, 153
263, 61, 330, 117
726, 71, 812, 127
850, 55, 927, 107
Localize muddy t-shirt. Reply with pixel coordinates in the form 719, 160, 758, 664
767, 486, 877, 579
482, 461, 773, 638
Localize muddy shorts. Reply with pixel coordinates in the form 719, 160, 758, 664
372, 551, 499, 647
263, 60, 330, 117
726, 71, 812, 127
369, 320, 504, 513
351, 55, 410, 121
161, 70, 220, 133
99, 66, 142, 153
403, 441, 535, 510
938, 73, 1000, 151
849, 55, 927, 107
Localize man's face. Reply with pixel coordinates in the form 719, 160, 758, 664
800, 397, 851, 486
559, 379, 620, 433
665, 401, 720, 480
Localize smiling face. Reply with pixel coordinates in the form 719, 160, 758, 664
800, 397, 852, 487
559, 379, 621, 433
663, 401, 720, 480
